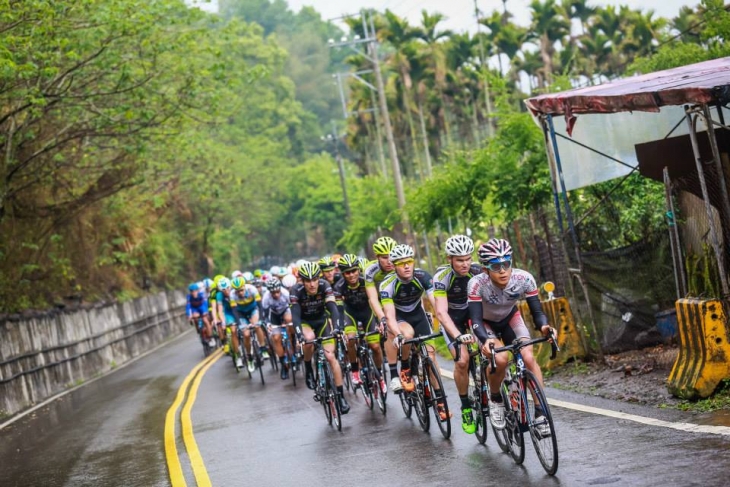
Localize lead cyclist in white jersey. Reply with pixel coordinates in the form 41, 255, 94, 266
467, 238, 556, 434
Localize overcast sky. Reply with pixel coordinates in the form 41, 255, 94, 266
193, 1, 701, 32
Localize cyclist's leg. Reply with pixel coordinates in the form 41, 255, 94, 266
441, 318, 470, 400
250, 310, 266, 352
320, 320, 350, 413
241, 317, 252, 355
301, 322, 317, 388
364, 313, 383, 368
396, 319, 415, 384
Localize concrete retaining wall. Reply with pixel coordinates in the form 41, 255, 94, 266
0, 290, 187, 418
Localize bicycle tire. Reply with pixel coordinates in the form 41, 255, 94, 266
369, 354, 386, 415
524, 369, 559, 475
359, 352, 374, 410
470, 362, 489, 445
504, 376, 525, 465
265, 327, 278, 372
324, 361, 341, 431
399, 386, 413, 418
413, 357, 430, 432
424, 358, 450, 439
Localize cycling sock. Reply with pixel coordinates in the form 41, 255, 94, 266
337, 385, 344, 396
400, 359, 409, 370
305, 360, 313, 373
534, 405, 544, 417
460, 394, 471, 409
490, 392, 503, 403
279, 356, 286, 365
389, 364, 398, 378
350, 362, 359, 372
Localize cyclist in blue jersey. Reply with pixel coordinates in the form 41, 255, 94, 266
187, 283, 214, 347
215, 278, 245, 369
231, 276, 267, 373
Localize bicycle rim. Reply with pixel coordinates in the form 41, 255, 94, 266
425, 359, 450, 439
524, 370, 559, 475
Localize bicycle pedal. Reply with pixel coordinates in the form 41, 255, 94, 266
313, 395, 320, 402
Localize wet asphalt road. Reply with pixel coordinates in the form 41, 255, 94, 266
2, 332, 730, 487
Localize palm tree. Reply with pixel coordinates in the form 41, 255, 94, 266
527, 0, 571, 86
672, 6, 702, 44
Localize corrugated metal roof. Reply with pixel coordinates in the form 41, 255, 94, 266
525, 57, 730, 118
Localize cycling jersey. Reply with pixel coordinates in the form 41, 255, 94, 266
467, 268, 548, 343
379, 269, 434, 314
364, 261, 392, 290
261, 288, 290, 316
215, 290, 236, 325
433, 263, 483, 312
290, 279, 340, 331
186, 292, 208, 317
333, 276, 376, 337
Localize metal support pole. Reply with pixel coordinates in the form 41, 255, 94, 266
663, 167, 687, 299
685, 107, 730, 299
546, 114, 602, 359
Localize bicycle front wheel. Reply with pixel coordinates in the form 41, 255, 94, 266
324, 361, 342, 431
470, 362, 489, 445
424, 358, 450, 439
504, 379, 525, 465
524, 369, 558, 475
413, 359, 430, 432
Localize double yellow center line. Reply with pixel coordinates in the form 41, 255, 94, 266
165, 349, 222, 486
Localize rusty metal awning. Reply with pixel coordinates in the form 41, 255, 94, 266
526, 57, 730, 121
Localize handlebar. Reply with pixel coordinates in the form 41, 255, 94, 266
489, 330, 559, 374
402, 332, 442, 346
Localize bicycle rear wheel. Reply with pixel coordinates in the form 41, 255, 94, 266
524, 370, 558, 475
424, 359, 450, 439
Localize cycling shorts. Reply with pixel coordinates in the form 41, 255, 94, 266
396, 308, 432, 338
344, 310, 379, 344
268, 309, 291, 327
483, 307, 530, 345
236, 307, 259, 327
301, 316, 334, 345
440, 308, 470, 349
189, 306, 207, 317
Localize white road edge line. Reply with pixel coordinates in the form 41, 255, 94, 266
0, 328, 194, 432
439, 368, 730, 437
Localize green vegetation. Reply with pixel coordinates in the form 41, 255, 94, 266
2, 0, 729, 312
676, 380, 730, 412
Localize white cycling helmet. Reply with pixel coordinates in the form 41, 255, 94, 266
281, 274, 297, 289
477, 238, 512, 264
242, 271, 254, 282
445, 234, 474, 256
218, 277, 232, 290
389, 244, 415, 262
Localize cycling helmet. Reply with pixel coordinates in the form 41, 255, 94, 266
337, 253, 360, 272
357, 257, 369, 273
253, 269, 263, 278
188, 282, 200, 292
203, 278, 214, 290
298, 261, 321, 280
445, 234, 474, 256
318, 256, 336, 271
281, 274, 297, 288
231, 270, 243, 279
242, 271, 254, 282
266, 277, 282, 292
218, 277, 232, 290
231, 276, 246, 290
478, 238, 513, 264
389, 244, 415, 262
213, 274, 226, 286
372, 236, 397, 256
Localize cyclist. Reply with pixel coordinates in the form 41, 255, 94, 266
364, 236, 397, 392
467, 238, 556, 434
333, 253, 385, 391
187, 283, 214, 347
262, 277, 294, 380
318, 256, 341, 287
290, 261, 350, 414
433, 234, 483, 434
380, 244, 449, 419
215, 277, 244, 369
231, 276, 268, 372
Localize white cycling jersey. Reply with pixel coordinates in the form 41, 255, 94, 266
466, 269, 538, 322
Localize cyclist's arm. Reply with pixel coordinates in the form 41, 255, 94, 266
365, 286, 385, 321
435, 295, 460, 339
468, 300, 494, 344
290, 302, 302, 328
526, 295, 549, 331
326, 298, 341, 331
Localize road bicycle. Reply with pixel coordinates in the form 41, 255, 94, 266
398, 332, 452, 439
194, 317, 213, 357
305, 334, 342, 431
352, 326, 386, 414
489, 331, 560, 475
269, 322, 300, 386
241, 320, 266, 385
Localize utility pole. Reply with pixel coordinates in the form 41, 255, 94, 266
328, 10, 411, 236
323, 121, 351, 220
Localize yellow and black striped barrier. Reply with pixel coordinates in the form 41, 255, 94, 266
668, 299, 730, 400
519, 289, 586, 369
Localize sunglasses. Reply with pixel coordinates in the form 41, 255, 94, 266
343, 269, 359, 275
394, 258, 415, 268
484, 260, 512, 272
